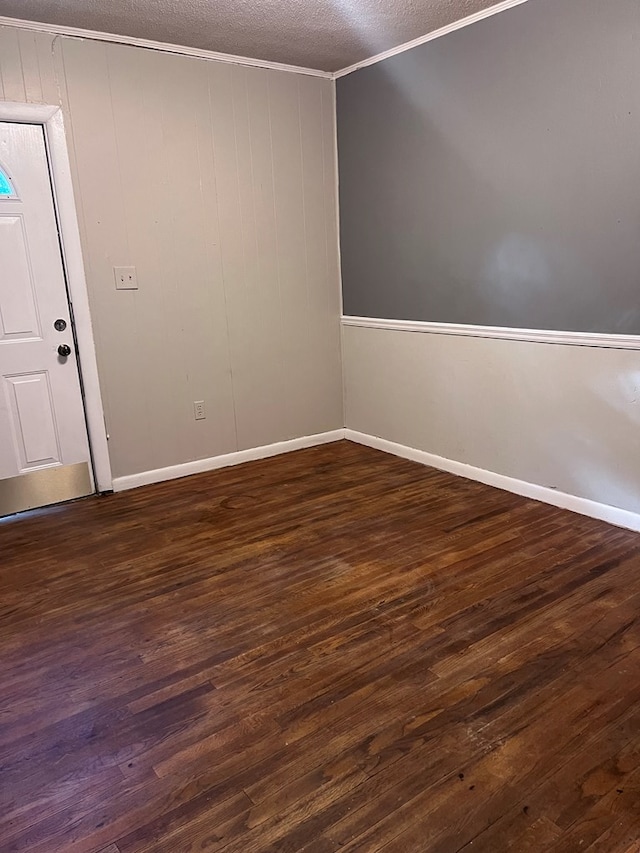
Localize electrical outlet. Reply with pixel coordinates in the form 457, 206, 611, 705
114, 266, 138, 290
194, 400, 206, 420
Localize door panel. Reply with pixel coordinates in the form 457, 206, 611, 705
0, 121, 93, 515
0, 215, 41, 339
6, 372, 61, 469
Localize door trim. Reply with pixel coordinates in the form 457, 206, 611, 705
0, 102, 112, 492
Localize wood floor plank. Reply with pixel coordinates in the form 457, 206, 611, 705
2, 440, 640, 851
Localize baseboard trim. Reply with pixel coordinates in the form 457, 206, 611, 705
344, 429, 640, 534
112, 429, 346, 492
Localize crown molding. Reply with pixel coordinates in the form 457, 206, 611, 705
0, 15, 334, 79
334, 0, 532, 78
0, 0, 534, 81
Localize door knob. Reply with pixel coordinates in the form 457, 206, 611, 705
58, 344, 72, 357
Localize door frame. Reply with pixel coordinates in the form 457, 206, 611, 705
0, 101, 112, 493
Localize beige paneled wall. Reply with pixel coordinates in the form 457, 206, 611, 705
0, 26, 343, 479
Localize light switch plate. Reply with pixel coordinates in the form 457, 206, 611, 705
114, 266, 138, 290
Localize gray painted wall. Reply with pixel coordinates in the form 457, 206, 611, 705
337, 0, 640, 333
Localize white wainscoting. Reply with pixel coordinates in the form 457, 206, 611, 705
345, 429, 640, 533
342, 320, 640, 531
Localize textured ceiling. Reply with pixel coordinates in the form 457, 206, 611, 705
0, 0, 508, 72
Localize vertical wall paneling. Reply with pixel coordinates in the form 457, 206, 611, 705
0, 25, 343, 479
208, 61, 256, 450
269, 73, 312, 439
16, 32, 42, 103
0, 28, 26, 102
300, 76, 338, 431
242, 66, 290, 447
232, 64, 282, 448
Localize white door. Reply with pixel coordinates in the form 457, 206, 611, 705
0, 121, 93, 516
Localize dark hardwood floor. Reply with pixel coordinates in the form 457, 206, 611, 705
2, 440, 640, 853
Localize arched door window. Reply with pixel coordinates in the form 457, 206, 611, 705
0, 166, 16, 198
